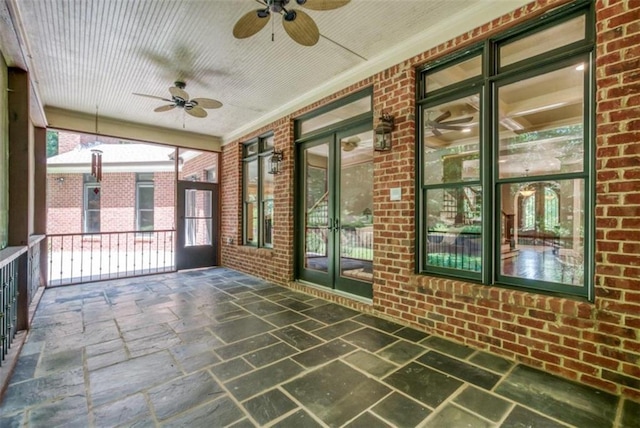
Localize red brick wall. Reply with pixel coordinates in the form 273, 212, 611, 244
220, 0, 640, 400
57, 132, 80, 154
180, 151, 219, 181
47, 171, 175, 234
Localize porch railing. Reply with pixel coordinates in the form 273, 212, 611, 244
0, 247, 23, 366
47, 230, 175, 287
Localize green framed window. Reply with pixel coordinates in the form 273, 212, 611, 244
243, 134, 274, 247
417, 2, 594, 299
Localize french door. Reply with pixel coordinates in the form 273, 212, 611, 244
297, 124, 374, 298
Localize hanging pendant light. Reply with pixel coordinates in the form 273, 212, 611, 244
91, 149, 103, 182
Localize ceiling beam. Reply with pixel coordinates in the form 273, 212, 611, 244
45, 107, 221, 152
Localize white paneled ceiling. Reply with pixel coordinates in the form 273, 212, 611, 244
3, 0, 531, 143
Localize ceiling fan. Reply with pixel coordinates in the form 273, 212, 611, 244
133, 81, 222, 118
233, 0, 350, 46
341, 136, 360, 152
425, 110, 473, 137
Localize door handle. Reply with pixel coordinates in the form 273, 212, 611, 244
334, 218, 340, 231
326, 218, 333, 231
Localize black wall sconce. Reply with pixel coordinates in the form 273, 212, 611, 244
374, 112, 394, 152
268, 150, 284, 174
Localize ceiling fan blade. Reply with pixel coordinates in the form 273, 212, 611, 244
233, 9, 270, 39
186, 106, 208, 118
436, 124, 470, 131
301, 0, 350, 10
425, 139, 451, 149
439, 116, 474, 125
283, 9, 320, 46
433, 111, 452, 123
431, 127, 442, 137
169, 86, 189, 100
154, 104, 176, 113
133, 93, 172, 102
192, 98, 222, 109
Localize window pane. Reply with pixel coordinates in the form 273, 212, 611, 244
138, 186, 154, 209
300, 95, 371, 135
179, 149, 218, 183
426, 186, 482, 272
500, 15, 585, 67
262, 157, 274, 199
497, 64, 584, 179
425, 55, 481, 93
185, 190, 211, 218
138, 211, 154, 231
205, 167, 218, 183
245, 142, 258, 157
245, 160, 258, 203
184, 218, 212, 247
86, 186, 100, 209
263, 135, 274, 150
499, 179, 584, 286
85, 211, 100, 233
263, 200, 273, 247
423, 95, 480, 185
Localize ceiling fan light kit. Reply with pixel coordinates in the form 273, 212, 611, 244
233, 0, 350, 46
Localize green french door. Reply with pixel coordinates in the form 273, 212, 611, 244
297, 124, 374, 298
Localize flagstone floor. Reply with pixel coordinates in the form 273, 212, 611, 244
0, 268, 637, 427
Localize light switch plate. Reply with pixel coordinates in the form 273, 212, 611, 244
390, 187, 402, 201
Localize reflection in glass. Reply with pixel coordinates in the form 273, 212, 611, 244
500, 16, 585, 67
244, 160, 258, 244
499, 179, 584, 286
262, 156, 274, 247
424, 95, 480, 186
498, 64, 584, 179
137, 184, 154, 231
426, 187, 482, 272
84, 183, 100, 233
184, 189, 213, 247
300, 95, 371, 135
304, 143, 329, 273
339, 132, 373, 283
425, 55, 481, 93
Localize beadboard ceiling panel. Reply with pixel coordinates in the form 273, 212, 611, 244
5, 0, 531, 144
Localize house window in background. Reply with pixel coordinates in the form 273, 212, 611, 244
417, 2, 593, 298
136, 173, 154, 231
242, 134, 274, 247
83, 173, 100, 233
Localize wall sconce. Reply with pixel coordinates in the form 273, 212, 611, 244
56, 177, 65, 184
268, 150, 284, 175
374, 112, 394, 152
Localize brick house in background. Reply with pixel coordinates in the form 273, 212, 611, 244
47, 131, 176, 235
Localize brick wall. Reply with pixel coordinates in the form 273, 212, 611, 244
220, 0, 640, 400
47, 171, 175, 234
180, 151, 219, 181
57, 132, 80, 154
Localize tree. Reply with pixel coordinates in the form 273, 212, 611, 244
46, 130, 59, 157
